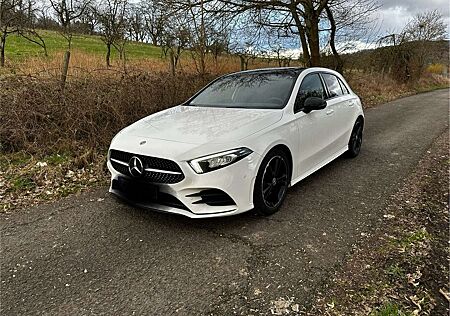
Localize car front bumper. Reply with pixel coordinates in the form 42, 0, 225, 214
107, 152, 261, 218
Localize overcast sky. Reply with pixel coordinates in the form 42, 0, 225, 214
376, 0, 450, 34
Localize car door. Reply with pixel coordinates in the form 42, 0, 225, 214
337, 76, 360, 142
320, 72, 353, 153
293, 73, 336, 178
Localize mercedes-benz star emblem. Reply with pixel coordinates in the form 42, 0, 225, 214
128, 156, 144, 177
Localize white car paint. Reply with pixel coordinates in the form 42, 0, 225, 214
108, 67, 364, 218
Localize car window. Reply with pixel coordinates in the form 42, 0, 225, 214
338, 78, 350, 94
322, 73, 344, 98
189, 71, 299, 109
295, 74, 325, 113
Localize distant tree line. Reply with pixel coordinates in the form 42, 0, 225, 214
0, 0, 447, 83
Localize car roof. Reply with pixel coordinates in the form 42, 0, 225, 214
228, 67, 306, 76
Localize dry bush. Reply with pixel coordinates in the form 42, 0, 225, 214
0, 71, 216, 157
346, 71, 449, 108
346, 71, 411, 107
426, 63, 446, 75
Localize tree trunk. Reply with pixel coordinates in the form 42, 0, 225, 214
239, 55, 245, 71
106, 43, 111, 67
307, 14, 321, 67
0, 34, 6, 67
325, 5, 343, 73
151, 36, 158, 46
291, 6, 311, 66
298, 28, 310, 66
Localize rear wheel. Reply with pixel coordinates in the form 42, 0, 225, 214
253, 149, 290, 215
346, 118, 363, 158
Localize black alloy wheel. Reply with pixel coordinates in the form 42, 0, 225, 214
254, 149, 290, 215
346, 118, 363, 158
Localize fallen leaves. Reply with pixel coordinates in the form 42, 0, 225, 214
0, 151, 108, 212
269, 297, 299, 315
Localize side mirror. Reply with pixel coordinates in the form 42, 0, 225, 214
303, 97, 327, 114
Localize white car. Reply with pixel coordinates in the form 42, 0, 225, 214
107, 67, 364, 218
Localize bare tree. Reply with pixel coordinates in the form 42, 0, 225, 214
216, 0, 379, 68
0, 0, 48, 66
127, 3, 145, 41
228, 20, 262, 71
160, 8, 190, 75
141, 0, 165, 46
208, 26, 230, 66
378, 10, 447, 82
0, 0, 20, 66
17, 0, 48, 56
49, 0, 90, 49
79, 5, 98, 35
323, 0, 380, 72
50, 0, 90, 87
94, 0, 128, 67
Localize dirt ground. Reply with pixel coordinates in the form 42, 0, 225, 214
304, 131, 449, 315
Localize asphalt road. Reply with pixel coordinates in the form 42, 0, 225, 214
1, 89, 449, 316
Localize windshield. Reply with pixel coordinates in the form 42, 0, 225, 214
188, 70, 300, 109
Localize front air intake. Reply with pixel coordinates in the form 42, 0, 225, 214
187, 189, 236, 206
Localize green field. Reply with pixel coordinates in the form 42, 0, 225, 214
6, 30, 162, 60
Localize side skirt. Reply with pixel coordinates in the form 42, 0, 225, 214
290, 146, 348, 187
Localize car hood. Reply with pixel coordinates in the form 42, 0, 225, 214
120, 105, 283, 145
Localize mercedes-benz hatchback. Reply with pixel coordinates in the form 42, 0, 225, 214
107, 67, 364, 218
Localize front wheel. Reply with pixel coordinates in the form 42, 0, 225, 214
346, 118, 363, 158
253, 149, 290, 216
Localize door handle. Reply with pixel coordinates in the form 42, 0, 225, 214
348, 100, 356, 106
326, 109, 334, 115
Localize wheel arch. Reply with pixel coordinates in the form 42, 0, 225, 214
357, 115, 364, 124
356, 115, 365, 131
265, 144, 293, 182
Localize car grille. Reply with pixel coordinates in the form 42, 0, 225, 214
109, 149, 185, 184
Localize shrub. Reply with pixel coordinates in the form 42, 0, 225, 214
0, 71, 215, 156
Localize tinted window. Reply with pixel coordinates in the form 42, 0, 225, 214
295, 74, 325, 112
338, 78, 350, 94
322, 73, 344, 98
189, 71, 299, 109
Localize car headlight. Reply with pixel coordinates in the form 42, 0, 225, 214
188, 147, 253, 174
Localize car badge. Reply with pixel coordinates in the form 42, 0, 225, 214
128, 156, 144, 177
140, 140, 146, 145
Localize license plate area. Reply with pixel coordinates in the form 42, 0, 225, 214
113, 176, 158, 202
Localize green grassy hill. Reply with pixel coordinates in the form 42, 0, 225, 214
6, 30, 162, 60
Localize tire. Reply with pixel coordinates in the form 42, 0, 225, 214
253, 149, 291, 216
345, 118, 364, 158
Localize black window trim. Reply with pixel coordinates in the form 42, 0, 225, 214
293, 71, 328, 114
320, 72, 347, 101
337, 77, 350, 95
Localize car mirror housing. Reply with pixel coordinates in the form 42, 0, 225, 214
303, 97, 327, 114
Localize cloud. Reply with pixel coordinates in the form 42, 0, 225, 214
378, 0, 450, 17
374, 1, 450, 37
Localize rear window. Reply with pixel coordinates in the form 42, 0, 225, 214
322, 73, 344, 98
